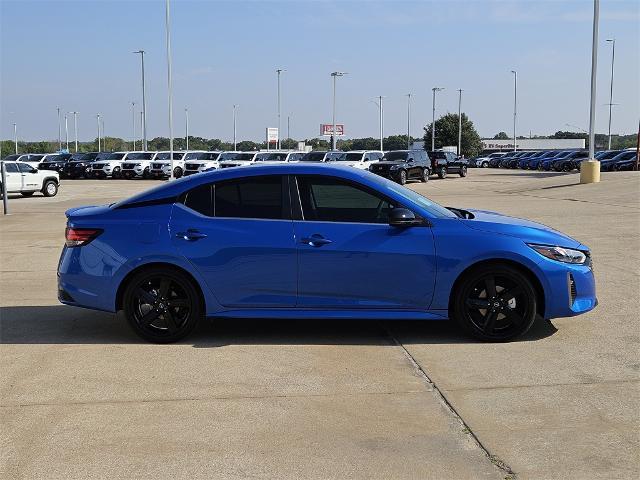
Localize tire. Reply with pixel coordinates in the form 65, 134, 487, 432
397, 169, 407, 185
21, 191, 35, 197
42, 180, 58, 197
482, 161, 489, 168
452, 264, 537, 342
142, 168, 150, 179
420, 168, 429, 182
438, 166, 447, 179
123, 267, 202, 343
459, 166, 467, 177
174, 167, 183, 179
112, 167, 121, 179
537, 163, 544, 171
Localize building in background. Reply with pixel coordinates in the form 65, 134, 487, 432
481, 138, 585, 152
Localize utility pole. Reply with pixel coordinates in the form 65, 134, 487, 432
13, 123, 18, 154
70, 111, 79, 152
131, 102, 136, 150
431, 87, 444, 151
233, 105, 238, 150
185, 107, 189, 150
133, 49, 148, 150
406, 93, 412, 149
287, 114, 291, 140
100, 116, 105, 151
331, 72, 347, 150
165, 0, 175, 179
511, 71, 517, 152
581, 0, 600, 184
96, 114, 101, 151
457, 89, 463, 156
606, 38, 616, 150
65, 114, 69, 150
276, 68, 285, 149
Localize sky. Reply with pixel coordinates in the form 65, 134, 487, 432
1, 0, 638, 143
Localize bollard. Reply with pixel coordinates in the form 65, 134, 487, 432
580, 159, 600, 184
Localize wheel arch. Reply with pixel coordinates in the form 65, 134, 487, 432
115, 261, 206, 314
448, 258, 546, 318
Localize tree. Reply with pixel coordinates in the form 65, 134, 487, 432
493, 131, 510, 140
383, 135, 412, 150
423, 113, 483, 157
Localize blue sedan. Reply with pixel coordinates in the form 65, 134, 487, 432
58, 164, 597, 343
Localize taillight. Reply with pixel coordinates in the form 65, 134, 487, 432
65, 227, 102, 247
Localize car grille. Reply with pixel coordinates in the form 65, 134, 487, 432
122, 163, 136, 169
185, 163, 199, 171
92, 164, 104, 170
370, 164, 390, 174
569, 274, 577, 305
151, 163, 164, 170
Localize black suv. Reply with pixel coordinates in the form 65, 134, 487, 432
62, 152, 102, 178
427, 151, 468, 178
38, 153, 73, 177
369, 150, 431, 185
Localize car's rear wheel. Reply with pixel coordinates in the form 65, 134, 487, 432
174, 167, 183, 178
482, 161, 489, 168
452, 264, 537, 342
459, 166, 467, 177
21, 191, 35, 197
123, 267, 201, 343
142, 167, 150, 179
438, 166, 447, 179
420, 168, 429, 182
42, 180, 58, 197
112, 167, 121, 179
397, 169, 407, 185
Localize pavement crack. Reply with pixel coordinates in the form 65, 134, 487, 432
382, 325, 518, 480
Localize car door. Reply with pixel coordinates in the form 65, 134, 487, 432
2, 162, 22, 192
171, 175, 297, 308
18, 162, 40, 191
293, 175, 436, 309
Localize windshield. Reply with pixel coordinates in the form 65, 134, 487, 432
70, 153, 89, 161
325, 152, 346, 161
554, 151, 574, 159
155, 152, 183, 160
288, 153, 305, 161
126, 152, 154, 160
185, 152, 219, 161
382, 151, 409, 162
41, 154, 61, 162
230, 153, 256, 161
95, 153, 112, 161
343, 152, 364, 162
301, 152, 327, 162
384, 181, 458, 219
105, 153, 125, 160
597, 150, 620, 160
615, 151, 636, 160
255, 152, 288, 162
488, 153, 504, 158
2, 155, 20, 161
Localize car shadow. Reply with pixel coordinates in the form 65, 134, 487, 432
0, 305, 558, 346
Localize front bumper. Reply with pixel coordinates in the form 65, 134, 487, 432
538, 257, 597, 319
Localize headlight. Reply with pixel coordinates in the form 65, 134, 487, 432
528, 244, 587, 264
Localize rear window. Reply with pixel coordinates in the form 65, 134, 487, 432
215, 176, 284, 219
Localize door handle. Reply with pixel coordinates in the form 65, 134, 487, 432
301, 234, 332, 247
176, 229, 207, 241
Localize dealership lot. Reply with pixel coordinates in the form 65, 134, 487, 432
1, 169, 638, 479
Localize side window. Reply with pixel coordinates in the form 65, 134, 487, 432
215, 175, 284, 220
297, 176, 397, 224
182, 184, 213, 217
4, 163, 19, 173
18, 163, 34, 173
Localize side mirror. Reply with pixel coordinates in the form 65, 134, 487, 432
389, 208, 422, 227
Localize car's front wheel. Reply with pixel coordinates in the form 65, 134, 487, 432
397, 169, 407, 185
452, 264, 537, 342
438, 166, 447, 179
482, 161, 489, 168
42, 180, 58, 197
420, 168, 429, 182
174, 167, 183, 178
123, 267, 202, 343
459, 166, 467, 177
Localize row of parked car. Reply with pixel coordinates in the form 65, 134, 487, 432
470, 148, 637, 172
2, 149, 470, 186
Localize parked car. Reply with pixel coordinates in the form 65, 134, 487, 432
489, 152, 519, 167
183, 152, 222, 176
38, 153, 74, 177
601, 149, 637, 172
252, 151, 306, 164
505, 151, 540, 169
0, 160, 60, 197
332, 150, 384, 170
149, 151, 187, 178
369, 150, 430, 184
594, 150, 621, 161
57, 163, 597, 344
520, 150, 559, 169
299, 151, 344, 162
121, 152, 157, 179
498, 152, 529, 168
551, 150, 590, 172
539, 150, 577, 171
613, 151, 637, 171
62, 152, 102, 179
427, 151, 468, 178
218, 152, 259, 168
473, 152, 508, 168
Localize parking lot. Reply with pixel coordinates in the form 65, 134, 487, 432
1, 168, 639, 479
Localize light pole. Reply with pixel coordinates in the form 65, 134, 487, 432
457, 89, 463, 156
276, 68, 285, 149
431, 87, 444, 151
233, 104, 238, 150
331, 72, 347, 150
511, 71, 517, 152
96, 114, 101, 151
371, 96, 384, 151
100, 116, 105, 151
581, 0, 600, 184
69, 111, 79, 152
13, 122, 17, 154
131, 102, 136, 150
164, 0, 175, 179
64, 114, 69, 150
287, 113, 291, 140
406, 93, 412, 149
185, 108, 189, 150
133, 49, 148, 151
57, 107, 62, 151
606, 38, 616, 150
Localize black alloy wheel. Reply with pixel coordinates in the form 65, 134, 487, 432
438, 166, 447, 179
420, 168, 429, 182
459, 166, 467, 177
123, 268, 201, 343
398, 169, 407, 185
453, 265, 537, 341
174, 167, 183, 178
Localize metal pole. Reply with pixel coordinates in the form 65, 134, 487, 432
332, 74, 336, 150
96, 114, 101, 151
379, 95, 384, 151
457, 89, 463, 156
511, 71, 517, 152
71, 112, 78, 153
588, 0, 599, 162
276, 69, 284, 149
185, 108, 189, 150
140, 111, 143, 148
13, 123, 17, 154
287, 114, 291, 140
132, 102, 136, 150
57, 107, 62, 151
1, 162, 8, 215
65, 114, 69, 150
134, 50, 148, 151
165, 0, 174, 179
233, 105, 237, 150
606, 38, 615, 150
100, 116, 105, 151
407, 93, 412, 149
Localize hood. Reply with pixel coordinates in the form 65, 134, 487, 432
375, 161, 406, 166
463, 209, 582, 248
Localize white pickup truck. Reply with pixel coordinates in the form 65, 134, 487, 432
1, 160, 60, 197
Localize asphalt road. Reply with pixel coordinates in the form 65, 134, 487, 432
1, 168, 638, 479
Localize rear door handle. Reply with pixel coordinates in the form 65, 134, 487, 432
176, 229, 207, 241
301, 234, 332, 247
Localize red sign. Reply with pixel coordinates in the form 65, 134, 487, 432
320, 124, 344, 136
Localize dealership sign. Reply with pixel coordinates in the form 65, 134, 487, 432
320, 124, 344, 136
266, 127, 278, 144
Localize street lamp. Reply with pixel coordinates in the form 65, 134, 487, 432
185, 107, 189, 150
13, 122, 17, 154
233, 104, 238, 150
371, 96, 385, 151
606, 38, 616, 150
164, 0, 175, 179
69, 111, 79, 152
276, 68, 285, 149
406, 93, 412, 149
510, 71, 517, 152
100, 116, 105, 151
581, 0, 600, 185
457, 89, 463, 156
96, 114, 101, 151
133, 49, 148, 151
287, 113, 292, 141
330, 71, 347, 150
431, 87, 444, 151
57, 107, 62, 151
131, 101, 136, 150
64, 114, 69, 150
